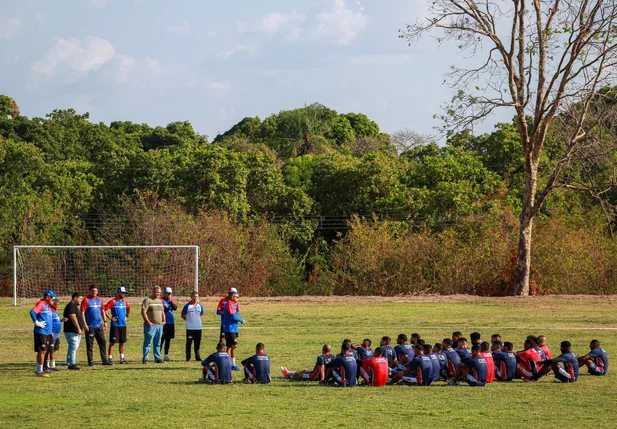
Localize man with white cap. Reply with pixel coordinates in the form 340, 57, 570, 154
221, 288, 245, 371
105, 287, 131, 364
217, 288, 240, 343
30, 289, 55, 377
161, 287, 177, 361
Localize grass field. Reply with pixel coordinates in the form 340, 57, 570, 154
1, 295, 615, 428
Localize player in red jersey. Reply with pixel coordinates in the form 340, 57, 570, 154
217, 288, 240, 342
516, 338, 543, 380
537, 335, 552, 360
360, 347, 389, 386
480, 342, 495, 383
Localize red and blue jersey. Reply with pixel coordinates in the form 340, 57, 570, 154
221, 300, 244, 333
554, 352, 579, 381
331, 353, 358, 387
408, 354, 434, 386
492, 351, 517, 381
428, 353, 441, 382
30, 300, 53, 335
394, 344, 414, 365
51, 310, 62, 340
442, 348, 461, 376
203, 352, 233, 383
105, 298, 130, 327
517, 348, 543, 374
305, 353, 334, 381
81, 296, 104, 328
361, 357, 389, 386
541, 345, 552, 360
589, 347, 609, 375
465, 356, 488, 386
481, 352, 495, 383
535, 347, 548, 361
241, 352, 271, 384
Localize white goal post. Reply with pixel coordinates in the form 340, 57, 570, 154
13, 245, 199, 306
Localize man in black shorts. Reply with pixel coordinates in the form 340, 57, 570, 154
104, 287, 131, 364
221, 290, 244, 370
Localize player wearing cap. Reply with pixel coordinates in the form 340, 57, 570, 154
241, 343, 271, 384
532, 341, 579, 383
359, 347, 389, 386
104, 287, 130, 364
30, 290, 55, 377
221, 289, 244, 371
44, 298, 62, 372
578, 340, 609, 376
63, 292, 84, 370
141, 286, 166, 364
181, 291, 204, 361
449, 345, 488, 387
492, 341, 517, 382
325, 341, 357, 387
281, 344, 334, 382
81, 286, 112, 367
161, 287, 177, 362
217, 288, 240, 343
200, 342, 233, 384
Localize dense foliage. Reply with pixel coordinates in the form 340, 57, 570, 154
2, 95, 615, 295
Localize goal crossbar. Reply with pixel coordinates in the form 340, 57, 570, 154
13, 245, 200, 306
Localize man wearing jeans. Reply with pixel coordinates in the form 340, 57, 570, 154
63, 292, 84, 370
141, 286, 166, 364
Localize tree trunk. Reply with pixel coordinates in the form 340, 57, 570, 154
514, 162, 538, 296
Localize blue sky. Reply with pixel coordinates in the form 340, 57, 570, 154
1, 0, 511, 140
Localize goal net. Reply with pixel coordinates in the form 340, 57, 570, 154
13, 245, 199, 305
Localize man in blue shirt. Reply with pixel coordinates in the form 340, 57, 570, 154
325, 341, 357, 387
578, 340, 609, 376
281, 344, 335, 382
81, 286, 112, 366
161, 287, 177, 362
352, 338, 373, 379
30, 290, 55, 377
201, 342, 233, 384
456, 337, 472, 361
492, 341, 517, 382
44, 298, 62, 373
432, 343, 447, 380
379, 336, 396, 367
449, 345, 488, 387
533, 341, 579, 383
104, 287, 130, 364
222, 290, 245, 370
392, 334, 414, 370
426, 344, 441, 383
441, 338, 461, 379
241, 343, 271, 384
391, 344, 433, 385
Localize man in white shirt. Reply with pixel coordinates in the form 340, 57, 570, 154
181, 291, 204, 362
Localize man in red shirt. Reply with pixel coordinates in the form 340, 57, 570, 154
360, 347, 389, 386
480, 341, 495, 383
537, 335, 552, 360
216, 288, 240, 343
516, 338, 543, 380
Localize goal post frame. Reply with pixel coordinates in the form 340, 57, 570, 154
13, 245, 200, 306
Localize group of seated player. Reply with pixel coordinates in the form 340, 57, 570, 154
200, 341, 272, 384
279, 332, 609, 387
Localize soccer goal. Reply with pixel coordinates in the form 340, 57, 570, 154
13, 245, 199, 305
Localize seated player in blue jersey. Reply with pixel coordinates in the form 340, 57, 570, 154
432, 343, 447, 379
200, 342, 233, 384
532, 341, 578, 383
281, 344, 334, 381
470, 332, 482, 348
452, 331, 463, 349
340, 339, 358, 360
325, 341, 358, 387
241, 343, 271, 384
578, 339, 609, 376
379, 336, 396, 369
390, 344, 433, 385
456, 337, 472, 361
351, 338, 374, 379
441, 338, 461, 379
392, 334, 414, 370
448, 345, 488, 387
426, 344, 441, 383
491, 341, 517, 382
410, 333, 422, 345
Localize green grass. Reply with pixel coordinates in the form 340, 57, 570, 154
1, 296, 615, 428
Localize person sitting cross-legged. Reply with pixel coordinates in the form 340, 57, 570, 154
200, 342, 233, 384
242, 343, 271, 384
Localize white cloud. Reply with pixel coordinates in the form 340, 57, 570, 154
208, 81, 231, 91
89, 0, 108, 9
260, 12, 305, 39
216, 45, 254, 61
236, 22, 250, 33
315, 0, 368, 45
105, 54, 194, 90
165, 20, 190, 35
0, 17, 21, 40
112, 54, 137, 84
32, 36, 115, 80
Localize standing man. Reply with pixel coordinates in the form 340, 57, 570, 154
241, 343, 271, 384
64, 292, 84, 370
141, 285, 166, 364
161, 287, 177, 362
44, 298, 62, 372
105, 287, 130, 364
30, 290, 55, 377
81, 286, 112, 366
221, 289, 244, 371
217, 288, 239, 343
181, 291, 204, 361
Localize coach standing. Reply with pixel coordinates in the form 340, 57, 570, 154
222, 289, 244, 371
81, 286, 112, 367
141, 285, 166, 364
63, 292, 84, 370
161, 287, 177, 362
30, 289, 55, 377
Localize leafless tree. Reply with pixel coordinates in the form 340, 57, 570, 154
390, 128, 434, 153
401, 0, 617, 295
